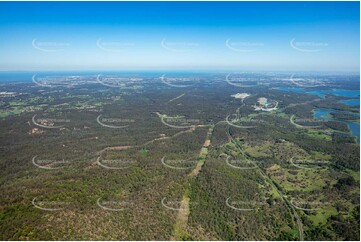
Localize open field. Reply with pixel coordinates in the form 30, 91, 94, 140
0, 73, 359, 240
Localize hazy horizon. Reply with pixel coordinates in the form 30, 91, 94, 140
0, 1, 359, 72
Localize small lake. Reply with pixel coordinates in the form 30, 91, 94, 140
275, 86, 360, 143
313, 109, 360, 143
340, 99, 360, 106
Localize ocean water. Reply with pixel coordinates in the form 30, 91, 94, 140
0, 72, 34, 82
275, 87, 360, 99
308, 89, 360, 99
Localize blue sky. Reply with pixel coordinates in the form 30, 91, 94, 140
0, 1, 359, 72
